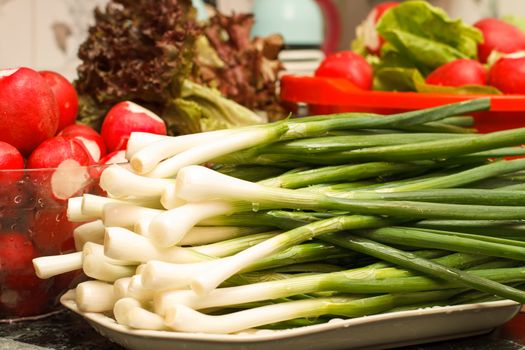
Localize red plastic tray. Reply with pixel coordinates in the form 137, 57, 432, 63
280, 75, 525, 133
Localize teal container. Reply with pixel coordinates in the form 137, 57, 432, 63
192, 0, 208, 21
251, 0, 324, 46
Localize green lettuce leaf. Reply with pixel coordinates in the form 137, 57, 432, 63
165, 99, 206, 135
378, 43, 418, 68
374, 67, 502, 95
376, 0, 483, 75
165, 80, 268, 134
374, 67, 423, 91
351, 36, 368, 57
180, 80, 266, 127
352, 37, 382, 66
415, 83, 502, 95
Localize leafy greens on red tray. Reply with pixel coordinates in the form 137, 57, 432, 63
353, 0, 503, 95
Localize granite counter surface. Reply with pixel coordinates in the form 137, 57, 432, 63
1, 309, 524, 350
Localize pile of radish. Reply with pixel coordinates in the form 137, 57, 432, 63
316, 1, 525, 95
0, 66, 168, 318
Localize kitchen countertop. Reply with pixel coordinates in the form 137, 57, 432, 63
1, 309, 524, 350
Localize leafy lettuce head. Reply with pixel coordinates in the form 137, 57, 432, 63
376, 0, 483, 75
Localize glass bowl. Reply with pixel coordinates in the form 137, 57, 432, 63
0, 164, 106, 320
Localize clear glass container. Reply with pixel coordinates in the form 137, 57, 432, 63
0, 165, 105, 320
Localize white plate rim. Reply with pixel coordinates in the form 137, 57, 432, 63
60, 289, 521, 344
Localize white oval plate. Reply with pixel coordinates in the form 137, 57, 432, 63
60, 290, 521, 350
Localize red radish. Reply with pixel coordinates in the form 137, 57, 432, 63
58, 124, 107, 162
101, 101, 167, 152
90, 150, 128, 185
488, 55, 525, 94
39, 70, 78, 132
0, 141, 25, 185
474, 18, 525, 63
0, 142, 24, 171
89, 150, 130, 186
426, 59, 487, 87
3, 235, 42, 290
0, 142, 28, 230
373, 2, 399, 22
99, 150, 127, 165
358, 1, 399, 55
0, 201, 34, 237
0, 181, 35, 236
27, 136, 92, 169
0, 232, 35, 272
0, 174, 35, 211
315, 51, 373, 90
51, 269, 85, 293
27, 136, 93, 201
0, 287, 50, 317
30, 208, 76, 254
59, 124, 101, 139
0, 67, 59, 155
5, 270, 41, 290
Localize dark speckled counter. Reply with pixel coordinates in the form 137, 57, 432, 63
0, 310, 122, 350
1, 309, 524, 350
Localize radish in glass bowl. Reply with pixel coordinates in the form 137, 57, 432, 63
0, 128, 131, 320
0, 162, 111, 320
0, 66, 168, 320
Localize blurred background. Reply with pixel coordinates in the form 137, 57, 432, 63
0, 0, 523, 79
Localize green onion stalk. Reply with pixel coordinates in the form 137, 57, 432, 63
154, 251, 494, 313
164, 290, 464, 334
137, 99, 490, 178
358, 226, 525, 261
320, 233, 525, 304
214, 127, 525, 165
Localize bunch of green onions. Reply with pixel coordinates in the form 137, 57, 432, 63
34, 98, 525, 334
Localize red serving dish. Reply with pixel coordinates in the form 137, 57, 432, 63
280, 75, 525, 133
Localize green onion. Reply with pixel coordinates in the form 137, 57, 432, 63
400, 122, 476, 134
261, 133, 474, 155
154, 252, 491, 313
245, 127, 525, 165
412, 220, 525, 239
320, 233, 525, 303
452, 146, 525, 161
376, 158, 525, 192
40, 97, 525, 335
164, 290, 462, 334
286, 99, 489, 131
439, 116, 475, 127
359, 226, 525, 261
401, 227, 525, 249
144, 122, 289, 178
145, 215, 393, 294
261, 162, 424, 189
327, 188, 525, 206
174, 165, 525, 221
